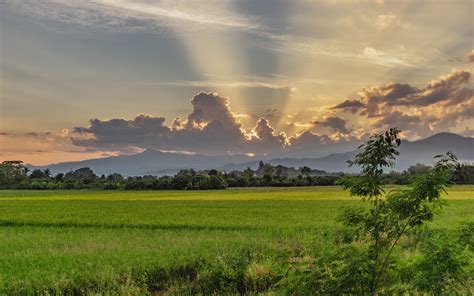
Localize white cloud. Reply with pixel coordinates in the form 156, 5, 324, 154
3, 0, 415, 68
376, 14, 402, 30
362, 47, 413, 67
92, 0, 259, 29
3, 0, 259, 31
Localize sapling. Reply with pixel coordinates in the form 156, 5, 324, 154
339, 128, 459, 294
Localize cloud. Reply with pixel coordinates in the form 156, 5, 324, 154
252, 117, 287, 150
355, 69, 472, 117
427, 69, 470, 89
374, 111, 429, 132
289, 131, 328, 150
362, 47, 413, 67
141, 79, 295, 91
70, 91, 359, 156
2, 0, 415, 69
468, 50, 474, 62
185, 92, 238, 129
376, 14, 402, 30
73, 114, 170, 153
331, 99, 366, 113
72, 92, 289, 155
69, 69, 473, 155
328, 69, 474, 138
313, 116, 351, 134
3, 0, 258, 32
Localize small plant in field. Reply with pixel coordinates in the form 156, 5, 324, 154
338, 128, 460, 294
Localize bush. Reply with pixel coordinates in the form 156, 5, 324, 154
280, 244, 372, 295
412, 233, 471, 294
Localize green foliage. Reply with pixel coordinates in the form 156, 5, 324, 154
453, 163, 474, 184
407, 163, 431, 176
2, 153, 472, 190
458, 222, 474, 249
338, 129, 463, 294
341, 128, 401, 198
0, 187, 472, 294
0, 161, 28, 189
280, 244, 373, 295
412, 232, 472, 294
65, 167, 97, 183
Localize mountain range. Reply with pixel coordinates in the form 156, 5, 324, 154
32, 133, 473, 176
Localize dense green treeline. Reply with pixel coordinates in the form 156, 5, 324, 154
1, 159, 473, 190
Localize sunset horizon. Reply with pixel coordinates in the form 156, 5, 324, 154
1, 0, 473, 165
1, 1, 473, 294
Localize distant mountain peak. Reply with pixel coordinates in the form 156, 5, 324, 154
423, 132, 468, 140
32, 132, 473, 176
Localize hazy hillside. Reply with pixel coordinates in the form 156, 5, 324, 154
221, 133, 474, 172
32, 133, 473, 175
33, 150, 257, 176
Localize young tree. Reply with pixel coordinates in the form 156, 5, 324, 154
339, 128, 459, 294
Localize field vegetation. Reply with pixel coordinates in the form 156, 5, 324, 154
0, 186, 472, 294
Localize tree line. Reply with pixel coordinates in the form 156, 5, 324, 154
0, 159, 473, 190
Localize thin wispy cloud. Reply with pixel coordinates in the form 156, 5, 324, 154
3, 0, 415, 68
3, 0, 259, 31
139, 80, 293, 90
136, 75, 334, 90
95, 0, 259, 29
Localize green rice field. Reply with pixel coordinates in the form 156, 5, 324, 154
1, 186, 473, 294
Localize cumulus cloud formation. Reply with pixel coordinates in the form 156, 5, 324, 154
184, 92, 238, 129
329, 69, 473, 138
70, 69, 473, 155
355, 70, 472, 116
72, 92, 290, 155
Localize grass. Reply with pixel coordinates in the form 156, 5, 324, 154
0, 186, 473, 294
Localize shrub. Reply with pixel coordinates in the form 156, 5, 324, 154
412, 233, 471, 294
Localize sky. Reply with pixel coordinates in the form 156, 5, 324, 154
0, 0, 473, 165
